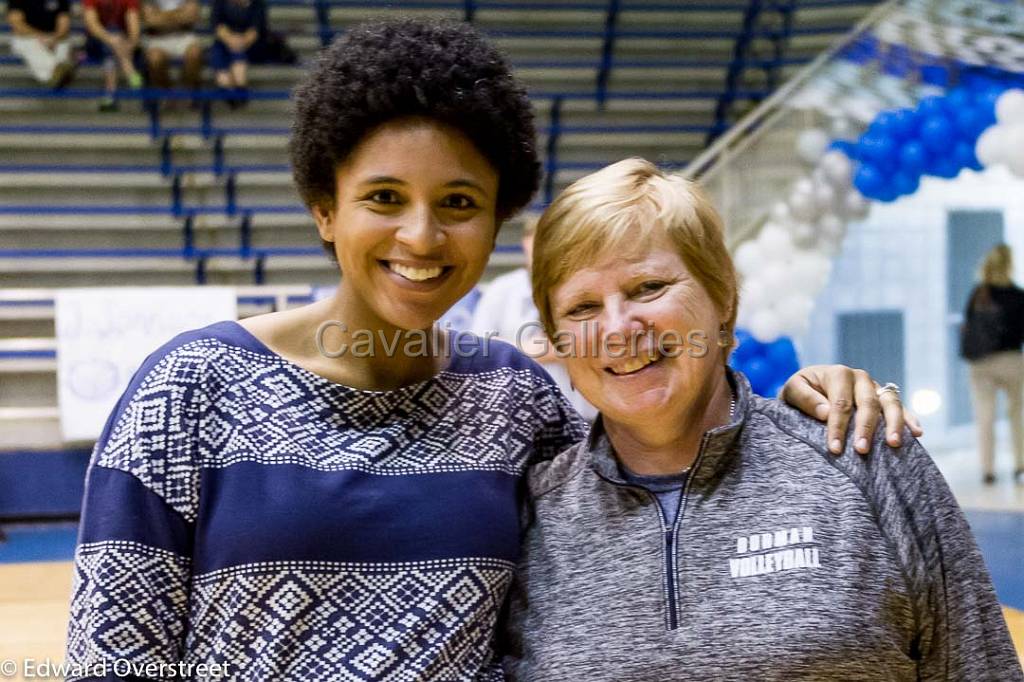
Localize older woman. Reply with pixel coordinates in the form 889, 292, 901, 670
505, 159, 1022, 681
67, 20, 915, 680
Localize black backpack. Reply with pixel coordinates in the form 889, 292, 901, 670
959, 287, 1009, 361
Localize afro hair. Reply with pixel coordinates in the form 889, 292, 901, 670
290, 18, 541, 244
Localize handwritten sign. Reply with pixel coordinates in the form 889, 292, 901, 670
55, 287, 237, 442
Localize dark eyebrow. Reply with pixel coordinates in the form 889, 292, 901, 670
361, 176, 407, 186
444, 179, 489, 194
358, 177, 489, 195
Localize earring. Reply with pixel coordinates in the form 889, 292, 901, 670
717, 324, 733, 348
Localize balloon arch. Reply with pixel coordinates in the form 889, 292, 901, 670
730, 77, 1024, 396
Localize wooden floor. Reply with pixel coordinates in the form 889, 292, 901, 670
0, 563, 71, 682
1, 562, 1021, 678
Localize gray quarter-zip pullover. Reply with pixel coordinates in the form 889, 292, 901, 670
503, 371, 1022, 681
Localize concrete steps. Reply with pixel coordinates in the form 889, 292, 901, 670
0, 0, 881, 451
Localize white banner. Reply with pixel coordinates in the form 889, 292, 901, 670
55, 287, 237, 442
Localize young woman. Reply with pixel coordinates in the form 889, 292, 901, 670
66, 20, 915, 680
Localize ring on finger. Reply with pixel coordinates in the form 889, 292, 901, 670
875, 382, 900, 399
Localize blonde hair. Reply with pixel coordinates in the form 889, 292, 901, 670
531, 158, 738, 345
981, 244, 1013, 287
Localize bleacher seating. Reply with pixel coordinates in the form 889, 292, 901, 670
0, 0, 878, 468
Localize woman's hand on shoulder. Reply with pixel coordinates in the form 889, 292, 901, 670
779, 365, 923, 456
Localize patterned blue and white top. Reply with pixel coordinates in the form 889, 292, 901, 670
66, 320, 586, 681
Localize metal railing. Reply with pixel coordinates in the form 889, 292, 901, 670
684, 0, 899, 246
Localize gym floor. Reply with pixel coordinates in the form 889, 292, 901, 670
1, 446, 1021, 679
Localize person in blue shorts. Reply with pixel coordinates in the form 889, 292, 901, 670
209, 0, 266, 107
65, 19, 915, 680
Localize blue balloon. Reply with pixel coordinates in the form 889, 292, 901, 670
919, 115, 954, 154
741, 357, 774, 396
730, 328, 760, 366
828, 140, 857, 158
945, 88, 971, 114
853, 164, 885, 198
927, 155, 960, 179
764, 337, 799, 374
954, 106, 986, 139
963, 73, 1001, 94
898, 140, 928, 175
919, 64, 949, 88
892, 171, 920, 196
857, 133, 898, 171
766, 381, 787, 400
917, 95, 949, 119
869, 111, 898, 137
889, 108, 918, 139
952, 141, 979, 171
874, 182, 900, 203
977, 88, 1004, 124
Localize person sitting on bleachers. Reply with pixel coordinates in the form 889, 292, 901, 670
141, 0, 203, 95
210, 0, 267, 108
6, 0, 75, 89
83, 0, 144, 112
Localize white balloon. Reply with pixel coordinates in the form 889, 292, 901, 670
813, 181, 836, 212
770, 201, 791, 224
733, 240, 762, 276
796, 129, 830, 165
975, 126, 1006, 167
830, 117, 854, 139
759, 262, 790, 292
1008, 149, 1024, 178
788, 220, 817, 248
757, 223, 794, 260
792, 177, 814, 196
820, 150, 854, 188
841, 190, 870, 220
995, 89, 1024, 125
735, 302, 752, 329
739, 278, 768, 312
788, 185, 820, 223
1004, 124, 1024, 174
820, 237, 843, 257
749, 309, 783, 343
817, 214, 846, 244
845, 98, 878, 125
789, 250, 823, 287
783, 312, 812, 339
777, 294, 815, 332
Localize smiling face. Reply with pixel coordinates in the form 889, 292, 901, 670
314, 117, 499, 332
549, 231, 728, 429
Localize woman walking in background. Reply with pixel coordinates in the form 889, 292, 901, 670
960, 244, 1024, 485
